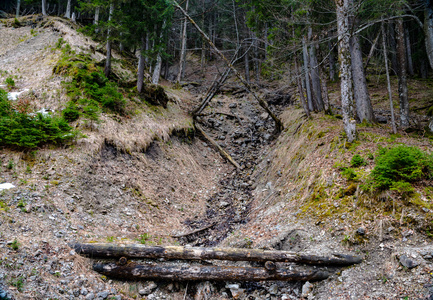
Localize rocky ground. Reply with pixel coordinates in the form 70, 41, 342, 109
1, 15, 433, 300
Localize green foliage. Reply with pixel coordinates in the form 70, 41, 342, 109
0, 88, 76, 149
10, 276, 24, 292
370, 145, 433, 190
54, 52, 125, 119
6, 160, 14, 170
351, 154, 367, 167
10, 238, 20, 250
137, 233, 151, 244
5, 76, 15, 88
341, 168, 359, 181
62, 102, 80, 122
55, 37, 66, 49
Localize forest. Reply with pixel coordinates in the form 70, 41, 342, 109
1, 0, 433, 138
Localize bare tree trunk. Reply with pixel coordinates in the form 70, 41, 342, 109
302, 36, 314, 112
381, 22, 397, 134
173, 0, 284, 132
176, 0, 189, 83
244, 47, 250, 83
364, 31, 380, 72
396, 18, 410, 127
104, 1, 114, 78
16, 0, 20, 18
320, 65, 331, 113
328, 39, 336, 81
152, 54, 162, 84
65, 0, 71, 19
350, 33, 375, 123
295, 56, 310, 118
42, 0, 47, 15
405, 27, 414, 76
94, 7, 99, 25
137, 37, 147, 92
335, 0, 356, 142
388, 22, 398, 75
424, 0, 433, 70
309, 42, 324, 111
200, 0, 206, 76
254, 35, 260, 82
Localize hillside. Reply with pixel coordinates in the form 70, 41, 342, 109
0, 16, 433, 300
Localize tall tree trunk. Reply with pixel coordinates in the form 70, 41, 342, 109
335, 0, 356, 142
350, 33, 375, 123
388, 22, 398, 75
320, 65, 331, 113
395, 18, 410, 127
152, 54, 163, 85
42, 0, 47, 15
16, 0, 20, 18
424, 0, 433, 70
65, 0, 71, 19
137, 36, 146, 93
364, 31, 380, 72
328, 39, 336, 81
94, 7, 100, 25
254, 35, 260, 82
302, 36, 314, 112
381, 22, 397, 134
176, 0, 189, 83
295, 56, 310, 118
200, 0, 206, 76
244, 47, 250, 83
309, 42, 324, 111
104, 2, 114, 78
405, 27, 414, 76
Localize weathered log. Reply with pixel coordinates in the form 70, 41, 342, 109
195, 124, 241, 169
72, 243, 362, 266
93, 262, 329, 282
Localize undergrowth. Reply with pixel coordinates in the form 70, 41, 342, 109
53, 40, 126, 122
0, 88, 76, 149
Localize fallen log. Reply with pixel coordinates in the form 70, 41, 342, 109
93, 262, 329, 282
195, 123, 241, 169
72, 243, 362, 266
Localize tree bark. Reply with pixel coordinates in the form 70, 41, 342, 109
382, 22, 397, 134
395, 18, 410, 127
405, 27, 414, 76
302, 36, 314, 112
309, 42, 324, 111
42, 0, 47, 16
65, 0, 71, 19
104, 2, 114, 78
16, 0, 20, 18
328, 39, 336, 81
93, 262, 329, 282
424, 0, 433, 70
137, 36, 147, 93
176, 0, 189, 83
350, 33, 375, 123
388, 22, 398, 75
72, 243, 362, 266
195, 124, 241, 169
364, 30, 380, 72
244, 47, 250, 83
295, 56, 310, 118
94, 7, 100, 25
172, 0, 284, 132
335, 0, 357, 142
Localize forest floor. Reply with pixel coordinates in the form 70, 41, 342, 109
0, 15, 433, 300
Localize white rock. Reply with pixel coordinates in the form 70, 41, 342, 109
7, 89, 28, 100
0, 183, 15, 191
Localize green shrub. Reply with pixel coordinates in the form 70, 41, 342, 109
0, 88, 76, 149
341, 168, 358, 181
62, 102, 80, 122
370, 145, 433, 190
351, 154, 367, 167
5, 76, 15, 88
